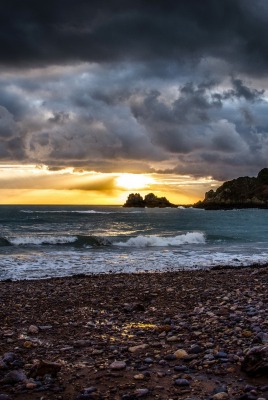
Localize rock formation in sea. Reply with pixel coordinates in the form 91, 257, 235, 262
123, 192, 177, 208
194, 168, 268, 209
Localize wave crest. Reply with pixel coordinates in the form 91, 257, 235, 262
114, 232, 205, 247
0, 237, 12, 246
7, 235, 112, 247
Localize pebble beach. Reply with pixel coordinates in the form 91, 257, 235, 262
0, 266, 267, 400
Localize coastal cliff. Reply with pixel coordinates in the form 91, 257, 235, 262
123, 192, 177, 208
195, 168, 268, 209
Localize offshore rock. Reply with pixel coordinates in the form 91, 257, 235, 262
123, 192, 177, 208
194, 168, 268, 209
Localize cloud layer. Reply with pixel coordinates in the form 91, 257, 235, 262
0, 0, 268, 181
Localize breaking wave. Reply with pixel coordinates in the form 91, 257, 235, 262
1, 235, 112, 247
0, 237, 12, 246
20, 210, 112, 214
114, 232, 205, 247
20, 209, 143, 215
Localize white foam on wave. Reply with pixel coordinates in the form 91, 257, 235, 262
2, 246, 268, 281
9, 235, 77, 246
20, 210, 112, 214
114, 232, 206, 247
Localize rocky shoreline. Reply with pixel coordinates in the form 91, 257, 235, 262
0, 266, 267, 400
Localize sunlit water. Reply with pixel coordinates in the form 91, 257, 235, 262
0, 205, 268, 280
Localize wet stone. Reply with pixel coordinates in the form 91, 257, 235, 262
144, 357, 154, 364
174, 349, 188, 359
135, 388, 149, 397
28, 324, 39, 334
241, 346, 268, 376
1, 370, 27, 385
164, 354, 177, 361
110, 361, 127, 370
174, 378, 190, 387
238, 394, 257, 400
30, 360, 62, 378
174, 365, 188, 372
2, 353, 16, 364
0, 395, 11, 400
213, 385, 228, 394
215, 352, 228, 358
83, 387, 97, 394
189, 344, 203, 354
213, 392, 229, 400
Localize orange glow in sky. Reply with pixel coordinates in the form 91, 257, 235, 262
0, 164, 219, 205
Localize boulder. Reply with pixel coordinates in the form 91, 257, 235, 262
241, 345, 268, 376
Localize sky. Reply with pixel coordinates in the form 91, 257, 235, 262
1, 0, 268, 204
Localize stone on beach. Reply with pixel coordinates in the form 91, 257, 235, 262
30, 360, 62, 378
128, 344, 149, 353
110, 360, 127, 370
0, 266, 267, 400
28, 325, 39, 334
174, 349, 188, 359
241, 346, 268, 376
0, 370, 27, 384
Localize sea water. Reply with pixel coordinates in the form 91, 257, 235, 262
0, 205, 268, 280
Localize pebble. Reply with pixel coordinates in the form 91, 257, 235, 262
215, 352, 228, 358
31, 360, 62, 378
174, 365, 188, 372
144, 357, 154, 364
134, 388, 149, 397
2, 353, 16, 364
38, 325, 53, 330
165, 354, 177, 361
23, 340, 33, 348
213, 392, 229, 400
189, 344, 203, 354
129, 344, 148, 353
1, 370, 27, 384
174, 378, 190, 387
174, 349, 188, 359
134, 374, 145, 380
167, 335, 179, 342
26, 381, 38, 389
28, 324, 39, 334
0, 266, 267, 400
110, 361, 127, 370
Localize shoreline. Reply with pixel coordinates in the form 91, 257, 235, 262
1, 261, 268, 283
0, 266, 267, 399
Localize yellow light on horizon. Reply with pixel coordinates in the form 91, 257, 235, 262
115, 174, 155, 190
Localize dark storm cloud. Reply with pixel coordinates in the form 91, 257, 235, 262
129, 83, 249, 155
0, 0, 268, 75
0, 106, 25, 160
221, 79, 265, 102
0, 0, 268, 183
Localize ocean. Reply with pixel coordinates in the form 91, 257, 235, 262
0, 205, 268, 280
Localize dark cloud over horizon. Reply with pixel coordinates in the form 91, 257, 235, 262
0, 0, 268, 181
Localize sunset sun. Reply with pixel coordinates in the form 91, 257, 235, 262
116, 174, 155, 190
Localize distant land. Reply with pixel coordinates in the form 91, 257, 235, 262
123, 168, 268, 209
123, 193, 177, 208
194, 168, 268, 209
